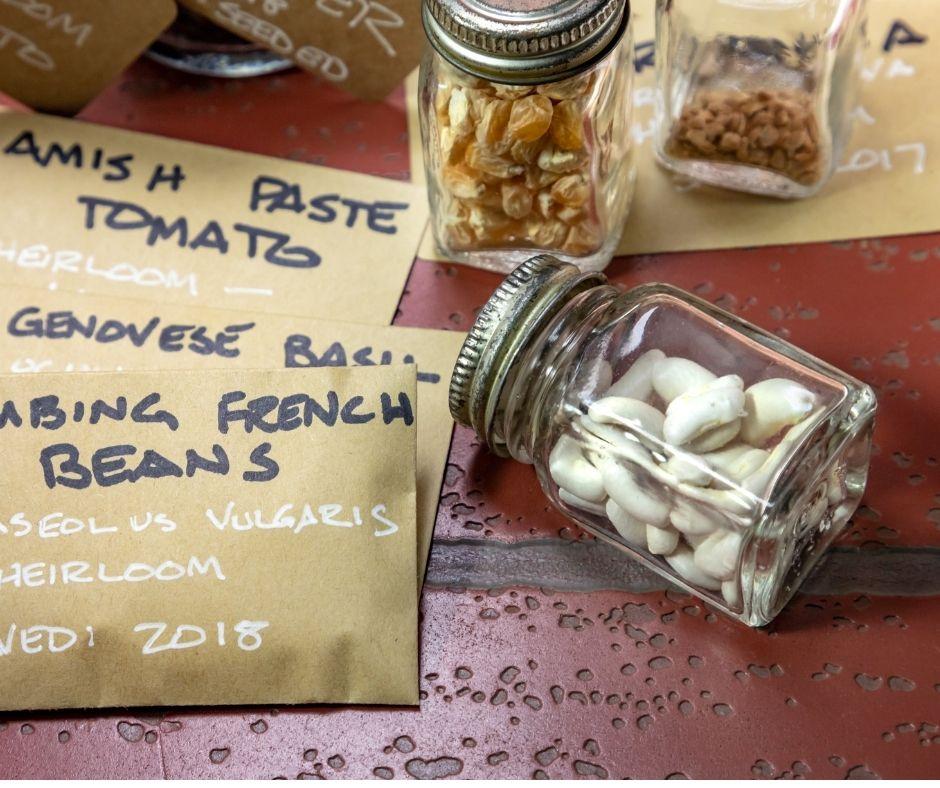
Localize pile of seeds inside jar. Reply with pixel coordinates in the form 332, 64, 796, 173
431, 65, 602, 256
547, 350, 847, 609
665, 88, 822, 185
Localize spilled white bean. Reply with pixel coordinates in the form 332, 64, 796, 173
606, 349, 666, 400
741, 378, 817, 446
549, 435, 606, 502
651, 357, 716, 403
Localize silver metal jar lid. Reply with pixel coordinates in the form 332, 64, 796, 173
449, 255, 606, 453
423, 0, 631, 85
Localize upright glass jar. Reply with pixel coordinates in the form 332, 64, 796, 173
450, 256, 876, 626
420, 0, 636, 273
654, 0, 869, 198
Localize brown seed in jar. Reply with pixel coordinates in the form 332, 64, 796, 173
550, 99, 585, 151
536, 190, 555, 219
550, 173, 590, 207
507, 94, 554, 143
501, 181, 533, 220
440, 126, 471, 165
718, 132, 741, 152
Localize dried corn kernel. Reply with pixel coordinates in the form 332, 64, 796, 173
537, 71, 593, 101
537, 144, 587, 174
501, 181, 533, 220
550, 100, 584, 151
466, 141, 526, 180
551, 174, 589, 207
562, 220, 602, 255
449, 88, 473, 136
443, 164, 485, 200
476, 99, 512, 147
507, 94, 554, 142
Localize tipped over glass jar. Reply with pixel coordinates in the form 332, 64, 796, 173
449, 256, 876, 626
654, 0, 869, 198
419, 0, 636, 273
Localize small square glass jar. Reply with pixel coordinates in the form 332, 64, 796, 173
449, 256, 876, 626
419, 0, 637, 273
654, 0, 869, 198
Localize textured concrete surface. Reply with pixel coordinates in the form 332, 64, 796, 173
0, 58, 938, 779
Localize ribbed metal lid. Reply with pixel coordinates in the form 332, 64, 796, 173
449, 255, 606, 452
423, 0, 630, 85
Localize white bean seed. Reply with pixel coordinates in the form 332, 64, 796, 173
647, 524, 680, 555
549, 435, 606, 502
652, 357, 716, 404
578, 416, 653, 466
663, 374, 745, 447
687, 419, 742, 453
588, 396, 666, 442
721, 579, 741, 609
693, 530, 742, 581
606, 349, 666, 400
600, 460, 670, 527
605, 499, 647, 544
669, 499, 723, 536
662, 453, 712, 486
664, 546, 723, 591
559, 487, 608, 516
741, 378, 817, 446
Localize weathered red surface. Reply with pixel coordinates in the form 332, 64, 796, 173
0, 60, 938, 779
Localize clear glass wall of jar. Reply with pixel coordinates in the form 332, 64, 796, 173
419, 0, 636, 273
450, 257, 876, 626
654, 0, 869, 198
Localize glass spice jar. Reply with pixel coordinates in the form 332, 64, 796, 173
419, 0, 636, 273
654, 0, 869, 198
449, 256, 876, 626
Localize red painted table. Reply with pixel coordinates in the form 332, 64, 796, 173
0, 62, 938, 780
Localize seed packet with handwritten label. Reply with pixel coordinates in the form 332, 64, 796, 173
0, 282, 465, 582
0, 112, 427, 325
0, 365, 418, 710
0, 0, 176, 114
178, 0, 422, 101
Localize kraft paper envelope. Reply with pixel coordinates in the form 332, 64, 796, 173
0, 112, 427, 325
0, 283, 465, 582
0, 365, 418, 710
415, 0, 940, 257
0, 0, 176, 115
179, 0, 423, 102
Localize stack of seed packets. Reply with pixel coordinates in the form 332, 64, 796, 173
0, 112, 465, 710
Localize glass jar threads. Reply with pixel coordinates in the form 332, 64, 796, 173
449, 256, 876, 626
654, 0, 869, 198
419, 0, 636, 273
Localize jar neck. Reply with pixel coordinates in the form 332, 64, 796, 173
491, 284, 623, 463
